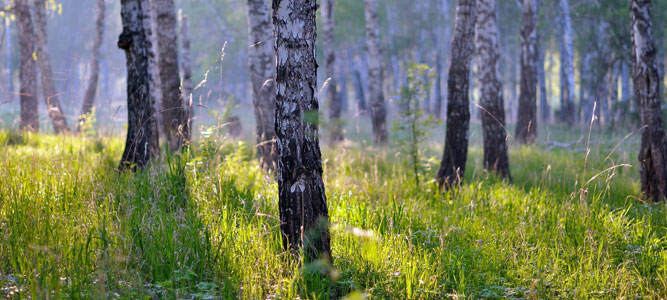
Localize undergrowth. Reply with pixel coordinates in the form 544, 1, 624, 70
0, 126, 665, 299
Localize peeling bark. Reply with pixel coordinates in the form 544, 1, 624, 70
516, 0, 538, 144
118, 0, 160, 170
475, 0, 510, 178
247, 0, 277, 171
78, 0, 106, 132
34, 0, 70, 133
363, 0, 388, 144
631, 0, 667, 202
15, 0, 39, 132
273, 0, 331, 259
436, 0, 476, 188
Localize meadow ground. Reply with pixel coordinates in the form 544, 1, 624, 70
0, 121, 666, 299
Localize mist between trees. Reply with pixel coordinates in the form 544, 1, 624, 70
0, 0, 666, 298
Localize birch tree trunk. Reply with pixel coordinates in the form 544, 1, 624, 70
619, 60, 631, 121
363, 0, 388, 144
630, 0, 667, 202
433, 0, 449, 119
580, 47, 595, 122
15, 0, 39, 132
351, 52, 367, 113
153, 0, 185, 150
433, 49, 444, 119
436, 0, 476, 188
538, 38, 549, 122
247, 0, 277, 171
34, 0, 70, 134
5, 18, 13, 98
337, 51, 349, 112
179, 12, 193, 142
606, 62, 619, 124
78, 0, 106, 132
557, 0, 575, 124
118, 0, 160, 170
476, 0, 510, 178
321, 0, 343, 144
273, 0, 331, 259
516, 0, 538, 144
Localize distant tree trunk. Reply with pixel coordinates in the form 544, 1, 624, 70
118, 0, 160, 170
606, 61, 619, 124
557, 0, 575, 124
321, 0, 343, 144
538, 39, 549, 123
363, 0, 388, 144
273, 0, 331, 259
34, 0, 69, 134
630, 0, 667, 202
385, 5, 402, 109
247, 0, 277, 171
15, 0, 39, 132
77, 0, 106, 132
597, 22, 610, 125
516, 0, 538, 144
5, 18, 13, 98
433, 0, 450, 119
475, 0, 510, 178
580, 47, 596, 122
337, 51, 349, 112
619, 60, 631, 121
179, 12, 193, 142
509, 55, 518, 123
351, 52, 367, 113
597, 68, 609, 124
433, 50, 444, 118
153, 0, 185, 150
436, 0, 476, 188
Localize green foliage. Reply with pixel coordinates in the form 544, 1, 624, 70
0, 125, 666, 299
392, 64, 440, 186
79, 107, 98, 137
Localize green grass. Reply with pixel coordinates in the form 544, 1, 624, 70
0, 123, 666, 299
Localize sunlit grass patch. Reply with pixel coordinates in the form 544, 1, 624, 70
0, 127, 665, 299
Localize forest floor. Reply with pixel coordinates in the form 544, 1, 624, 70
0, 123, 666, 299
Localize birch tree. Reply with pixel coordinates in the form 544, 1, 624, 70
78, 0, 106, 132
273, 0, 331, 259
630, 0, 667, 202
179, 12, 193, 142
153, 0, 186, 150
432, 0, 451, 119
247, 0, 277, 171
436, 0, 476, 188
34, 0, 70, 133
476, 0, 510, 178
557, 0, 575, 124
363, 0, 388, 144
515, 0, 538, 144
321, 0, 343, 143
15, 0, 38, 132
118, 0, 160, 169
